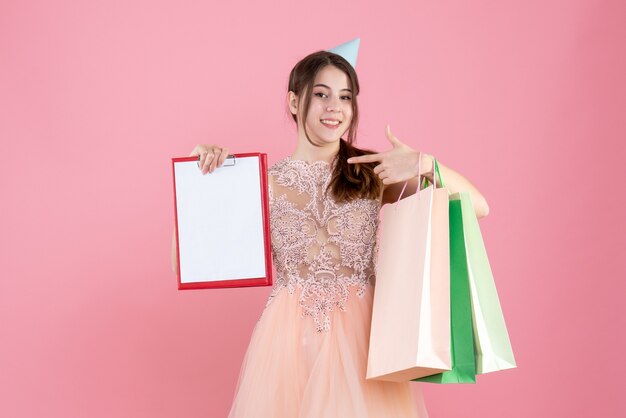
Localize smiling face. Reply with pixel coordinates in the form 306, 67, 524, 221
292, 65, 354, 147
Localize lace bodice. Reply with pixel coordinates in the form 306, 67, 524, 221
264, 156, 381, 332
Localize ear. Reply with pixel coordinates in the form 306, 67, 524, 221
288, 91, 298, 115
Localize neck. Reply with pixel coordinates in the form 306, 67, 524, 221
291, 137, 341, 164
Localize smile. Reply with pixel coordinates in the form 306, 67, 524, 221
321, 119, 341, 129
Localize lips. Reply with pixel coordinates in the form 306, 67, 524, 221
320, 119, 342, 129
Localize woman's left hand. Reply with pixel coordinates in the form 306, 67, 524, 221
347, 124, 433, 185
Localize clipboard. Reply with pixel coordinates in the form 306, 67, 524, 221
171, 152, 273, 290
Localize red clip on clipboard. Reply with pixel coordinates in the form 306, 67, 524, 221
171, 153, 273, 290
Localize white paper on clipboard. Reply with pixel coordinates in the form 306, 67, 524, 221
173, 155, 267, 284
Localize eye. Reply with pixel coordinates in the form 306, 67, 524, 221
314, 92, 327, 98
341, 95, 352, 100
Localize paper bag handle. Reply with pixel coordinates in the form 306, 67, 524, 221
423, 159, 446, 188
395, 152, 423, 205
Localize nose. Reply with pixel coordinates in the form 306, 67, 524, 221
326, 97, 341, 112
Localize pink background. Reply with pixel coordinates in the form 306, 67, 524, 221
2, 0, 625, 417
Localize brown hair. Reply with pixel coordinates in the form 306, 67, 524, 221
287, 50, 382, 202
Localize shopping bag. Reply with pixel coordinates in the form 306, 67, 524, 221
414, 162, 477, 383
366, 154, 451, 382
451, 192, 517, 374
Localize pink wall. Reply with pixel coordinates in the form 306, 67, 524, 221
2, 0, 624, 417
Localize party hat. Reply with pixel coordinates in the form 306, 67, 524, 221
327, 37, 360, 69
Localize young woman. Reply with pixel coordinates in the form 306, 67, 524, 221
172, 50, 489, 417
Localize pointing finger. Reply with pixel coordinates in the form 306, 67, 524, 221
347, 153, 384, 164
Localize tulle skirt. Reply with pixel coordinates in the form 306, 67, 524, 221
227, 284, 429, 418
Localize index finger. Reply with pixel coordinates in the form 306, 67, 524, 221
347, 153, 383, 164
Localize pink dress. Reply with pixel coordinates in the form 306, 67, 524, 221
227, 156, 429, 418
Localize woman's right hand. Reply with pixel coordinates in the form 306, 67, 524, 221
189, 144, 230, 174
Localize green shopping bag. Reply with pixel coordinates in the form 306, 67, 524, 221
414, 160, 477, 384
451, 192, 516, 374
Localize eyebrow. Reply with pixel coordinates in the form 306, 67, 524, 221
313, 83, 352, 93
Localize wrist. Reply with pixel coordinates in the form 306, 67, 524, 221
425, 153, 435, 174
417, 153, 434, 176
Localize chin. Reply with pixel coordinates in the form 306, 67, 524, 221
307, 131, 340, 145
322, 128, 350, 143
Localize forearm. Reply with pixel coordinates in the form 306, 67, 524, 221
429, 157, 490, 218
418, 154, 490, 218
